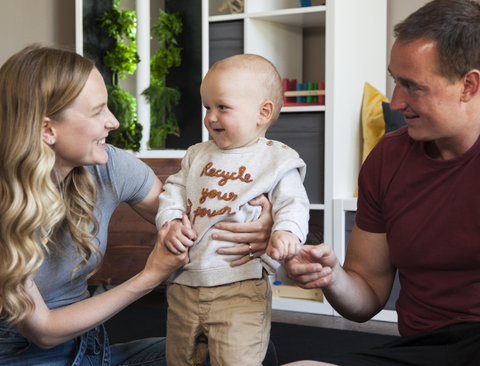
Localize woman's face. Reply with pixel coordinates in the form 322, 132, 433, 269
48, 68, 119, 179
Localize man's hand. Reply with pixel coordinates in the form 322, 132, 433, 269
285, 244, 337, 289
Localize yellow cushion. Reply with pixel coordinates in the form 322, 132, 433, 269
361, 82, 389, 163
354, 83, 389, 197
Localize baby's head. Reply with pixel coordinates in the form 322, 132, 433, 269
201, 54, 283, 149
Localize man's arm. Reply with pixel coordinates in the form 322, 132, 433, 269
287, 224, 396, 322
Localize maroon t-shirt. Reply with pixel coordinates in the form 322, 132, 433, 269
356, 126, 480, 337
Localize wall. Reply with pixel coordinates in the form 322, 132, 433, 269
0, 0, 76, 67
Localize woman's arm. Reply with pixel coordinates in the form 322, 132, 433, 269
130, 175, 163, 224
18, 222, 188, 349
214, 195, 274, 266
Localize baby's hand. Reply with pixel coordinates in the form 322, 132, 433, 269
164, 214, 198, 254
267, 231, 301, 261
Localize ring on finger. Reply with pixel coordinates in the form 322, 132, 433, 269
248, 243, 254, 260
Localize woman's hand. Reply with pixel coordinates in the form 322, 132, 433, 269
213, 195, 273, 267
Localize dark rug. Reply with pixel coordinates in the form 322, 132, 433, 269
104, 301, 399, 364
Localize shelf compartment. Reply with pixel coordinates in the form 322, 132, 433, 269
208, 0, 244, 18
247, 0, 326, 15
282, 105, 325, 113
248, 6, 326, 28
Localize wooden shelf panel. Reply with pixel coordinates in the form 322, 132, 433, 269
249, 6, 326, 28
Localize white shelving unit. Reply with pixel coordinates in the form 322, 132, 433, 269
203, 0, 387, 316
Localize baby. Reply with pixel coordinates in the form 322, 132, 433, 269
156, 54, 310, 366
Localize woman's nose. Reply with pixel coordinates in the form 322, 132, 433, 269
106, 109, 120, 130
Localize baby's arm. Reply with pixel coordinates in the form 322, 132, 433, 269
164, 213, 198, 254
267, 230, 301, 260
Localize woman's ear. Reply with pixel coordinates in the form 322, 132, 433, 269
461, 70, 480, 103
42, 117, 57, 145
258, 100, 274, 127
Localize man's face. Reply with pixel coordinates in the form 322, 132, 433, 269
388, 38, 465, 144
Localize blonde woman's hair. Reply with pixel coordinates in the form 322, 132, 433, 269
0, 45, 101, 328
210, 54, 284, 123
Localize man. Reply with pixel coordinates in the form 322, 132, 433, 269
283, 1, 480, 365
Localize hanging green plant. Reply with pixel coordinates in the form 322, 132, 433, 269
97, 0, 142, 152
142, 9, 183, 149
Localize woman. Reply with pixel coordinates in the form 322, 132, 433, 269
0, 45, 275, 365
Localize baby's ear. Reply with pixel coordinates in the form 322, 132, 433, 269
258, 100, 274, 127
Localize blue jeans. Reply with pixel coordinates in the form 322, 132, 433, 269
0, 325, 166, 366
0, 324, 278, 365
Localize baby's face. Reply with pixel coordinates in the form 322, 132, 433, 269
200, 68, 267, 150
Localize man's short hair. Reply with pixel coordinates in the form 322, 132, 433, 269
394, 0, 480, 82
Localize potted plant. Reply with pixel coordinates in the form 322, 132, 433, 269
97, 0, 142, 151
142, 9, 183, 149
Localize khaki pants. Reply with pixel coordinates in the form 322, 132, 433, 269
166, 272, 272, 366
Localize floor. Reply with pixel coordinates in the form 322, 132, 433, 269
272, 309, 399, 337
99, 286, 400, 338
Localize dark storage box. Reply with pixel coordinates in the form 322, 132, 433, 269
209, 20, 244, 67
266, 112, 324, 205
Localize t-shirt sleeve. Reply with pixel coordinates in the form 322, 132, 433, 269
356, 139, 387, 234
96, 145, 155, 206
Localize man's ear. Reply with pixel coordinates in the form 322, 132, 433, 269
258, 100, 274, 127
461, 69, 480, 103
42, 117, 57, 145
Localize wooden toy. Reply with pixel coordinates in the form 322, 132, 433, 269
283, 78, 325, 107
218, 0, 244, 14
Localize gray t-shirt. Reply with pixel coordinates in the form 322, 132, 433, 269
34, 145, 155, 310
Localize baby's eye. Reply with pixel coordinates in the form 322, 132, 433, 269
203, 105, 210, 111
219, 105, 227, 110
